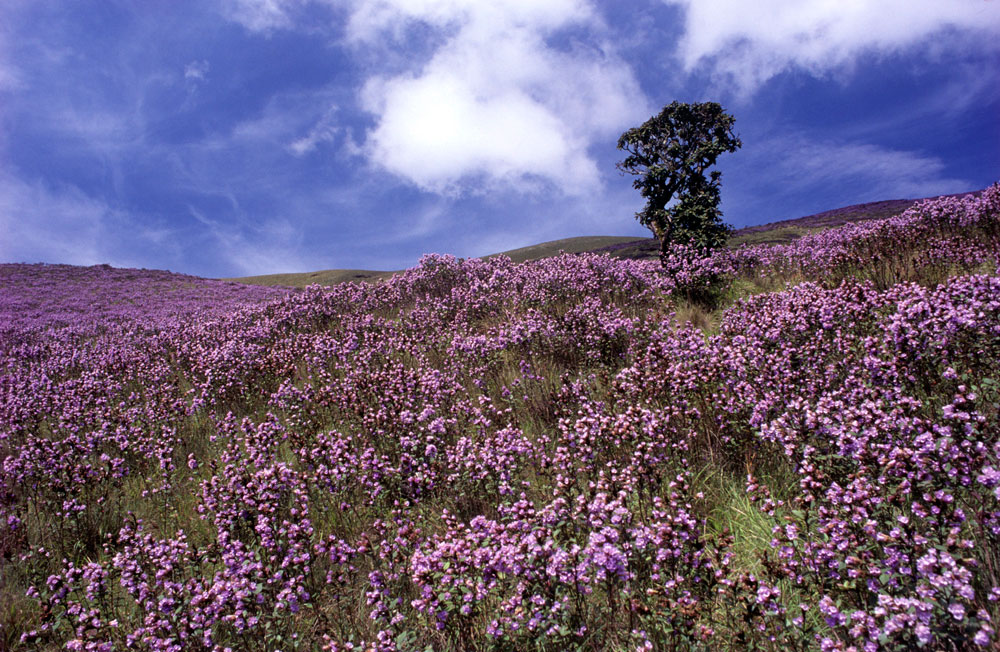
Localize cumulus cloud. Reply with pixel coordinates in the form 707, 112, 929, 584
664, 0, 1000, 95
349, 0, 648, 196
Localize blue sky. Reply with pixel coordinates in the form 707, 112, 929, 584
1, 0, 998, 277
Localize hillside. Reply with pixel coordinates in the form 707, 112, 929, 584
588, 189, 983, 261
224, 190, 980, 286
2, 186, 998, 650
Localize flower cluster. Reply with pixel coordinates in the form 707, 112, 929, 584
2, 184, 998, 650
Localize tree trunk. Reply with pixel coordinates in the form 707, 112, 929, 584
657, 221, 675, 269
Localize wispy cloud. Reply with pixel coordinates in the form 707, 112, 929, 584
427, 181, 648, 260
0, 14, 24, 93
220, 88, 343, 150
189, 206, 313, 275
663, 0, 1000, 96
0, 169, 195, 270
0, 172, 107, 265
348, 0, 648, 197
770, 137, 970, 200
287, 105, 339, 156
219, 0, 297, 34
0, 61, 22, 92
724, 134, 975, 226
184, 59, 210, 81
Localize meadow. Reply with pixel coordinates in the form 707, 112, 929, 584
1, 186, 999, 651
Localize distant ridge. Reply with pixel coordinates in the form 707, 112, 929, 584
223, 188, 985, 286
223, 269, 396, 288
737, 189, 981, 236
588, 189, 983, 260
486, 236, 643, 264
223, 237, 641, 288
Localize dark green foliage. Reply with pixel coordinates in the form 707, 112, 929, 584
617, 101, 742, 260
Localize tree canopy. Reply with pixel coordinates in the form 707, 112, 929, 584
617, 101, 742, 258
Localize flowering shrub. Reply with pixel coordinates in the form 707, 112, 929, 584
726, 183, 1000, 288
658, 242, 737, 306
2, 184, 999, 650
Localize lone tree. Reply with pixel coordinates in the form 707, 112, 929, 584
617, 101, 742, 262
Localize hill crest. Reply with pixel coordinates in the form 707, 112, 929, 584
223, 189, 983, 287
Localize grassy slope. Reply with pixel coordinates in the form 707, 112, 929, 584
223, 191, 979, 287
225, 269, 396, 288
221, 237, 641, 287
5, 189, 997, 651
485, 235, 643, 263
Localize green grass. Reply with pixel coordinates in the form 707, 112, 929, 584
727, 225, 817, 247
221, 238, 646, 287
485, 235, 645, 263
220, 192, 969, 288
7, 192, 996, 650
220, 269, 396, 288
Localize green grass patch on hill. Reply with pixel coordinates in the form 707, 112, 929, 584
221, 268, 396, 288
220, 191, 976, 288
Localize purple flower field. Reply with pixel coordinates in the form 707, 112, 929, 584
2, 186, 999, 651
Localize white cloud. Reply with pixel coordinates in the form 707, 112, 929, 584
758, 136, 971, 201
0, 170, 181, 270
0, 61, 22, 92
218, 89, 343, 155
184, 60, 210, 81
0, 172, 106, 265
345, 0, 594, 42
220, 0, 297, 33
288, 105, 339, 156
189, 206, 311, 275
0, 13, 23, 92
349, 0, 648, 196
664, 0, 1000, 95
